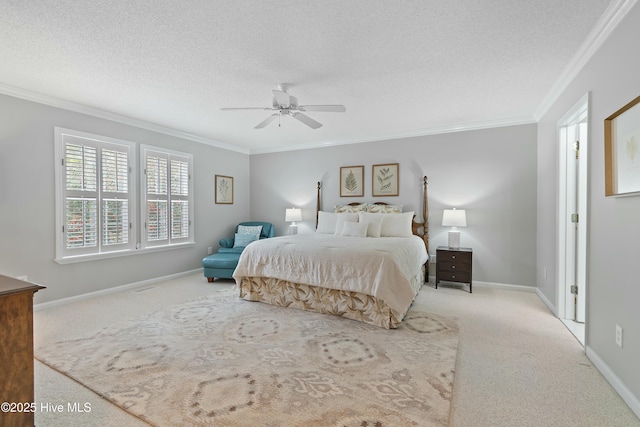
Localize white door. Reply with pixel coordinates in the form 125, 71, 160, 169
557, 95, 588, 345
563, 122, 587, 324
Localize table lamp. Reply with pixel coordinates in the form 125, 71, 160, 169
285, 207, 302, 234
442, 208, 466, 249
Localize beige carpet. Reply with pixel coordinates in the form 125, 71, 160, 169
35, 288, 459, 426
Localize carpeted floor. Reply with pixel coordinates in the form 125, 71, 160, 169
33, 273, 640, 426
35, 287, 458, 426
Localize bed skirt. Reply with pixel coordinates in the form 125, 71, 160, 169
238, 277, 409, 329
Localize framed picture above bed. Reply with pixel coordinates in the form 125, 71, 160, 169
340, 165, 364, 197
372, 163, 399, 196
215, 175, 234, 204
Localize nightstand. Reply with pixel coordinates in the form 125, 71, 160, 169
435, 246, 473, 293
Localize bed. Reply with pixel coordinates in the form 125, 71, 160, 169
234, 176, 429, 328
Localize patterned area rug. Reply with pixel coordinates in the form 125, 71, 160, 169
36, 289, 459, 426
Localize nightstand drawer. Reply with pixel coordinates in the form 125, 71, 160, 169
437, 271, 471, 283
439, 260, 470, 272
437, 251, 471, 264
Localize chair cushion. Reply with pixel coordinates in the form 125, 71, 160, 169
218, 247, 245, 254
202, 253, 241, 269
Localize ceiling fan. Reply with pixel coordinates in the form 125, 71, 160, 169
221, 85, 346, 129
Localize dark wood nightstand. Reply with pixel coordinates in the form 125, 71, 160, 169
436, 246, 473, 293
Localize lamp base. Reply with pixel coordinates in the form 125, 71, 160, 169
448, 230, 460, 249
289, 224, 298, 235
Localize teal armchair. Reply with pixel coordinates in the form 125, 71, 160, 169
217, 222, 275, 254
202, 221, 274, 282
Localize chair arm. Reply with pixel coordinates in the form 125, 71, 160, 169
219, 237, 234, 248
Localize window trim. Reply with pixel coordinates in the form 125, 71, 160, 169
54, 128, 195, 264
140, 145, 194, 248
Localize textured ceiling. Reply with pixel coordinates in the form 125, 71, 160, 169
0, 0, 616, 153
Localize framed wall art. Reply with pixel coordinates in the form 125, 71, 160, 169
340, 165, 364, 197
215, 175, 234, 204
372, 163, 399, 197
605, 95, 640, 196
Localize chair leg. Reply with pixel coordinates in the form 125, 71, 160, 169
207, 277, 214, 283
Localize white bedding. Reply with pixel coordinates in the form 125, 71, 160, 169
233, 233, 428, 315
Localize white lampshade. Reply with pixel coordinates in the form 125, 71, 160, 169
442, 208, 467, 248
442, 208, 467, 227
285, 208, 302, 223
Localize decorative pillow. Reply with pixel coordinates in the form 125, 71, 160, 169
334, 203, 368, 213
233, 233, 259, 248
366, 203, 403, 214
334, 212, 359, 234
380, 211, 414, 237
358, 212, 384, 237
316, 211, 338, 234
237, 225, 263, 236
340, 221, 368, 237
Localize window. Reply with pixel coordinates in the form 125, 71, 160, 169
55, 128, 135, 260
55, 129, 194, 263
141, 146, 193, 247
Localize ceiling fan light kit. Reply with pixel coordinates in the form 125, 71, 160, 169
221, 86, 346, 129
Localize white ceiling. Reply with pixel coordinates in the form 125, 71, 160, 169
0, 0, 619, 154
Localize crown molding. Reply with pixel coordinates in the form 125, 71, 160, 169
250, 115, 536, 154
534, 0, 638, 120
0, 82, 249, 155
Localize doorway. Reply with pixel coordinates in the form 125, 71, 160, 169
557, 94, 589, 346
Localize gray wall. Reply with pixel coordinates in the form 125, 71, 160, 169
251, 123, 538, 287
0, 93, 250, 303
537, 3, 640, 407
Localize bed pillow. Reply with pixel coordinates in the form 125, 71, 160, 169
366, 204, 403, 214
340, 221, 368, 237
334, 212, 359, 234
233, 232, 259, 248
380, 211, 414, 237
358, 212, 384, 237
316, 211, 337, 234
334, 203, 368, 213
237, 225, 263, 236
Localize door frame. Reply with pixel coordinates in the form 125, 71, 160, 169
556, 92, 589, 345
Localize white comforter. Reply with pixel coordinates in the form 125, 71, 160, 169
233, 233, 428, 314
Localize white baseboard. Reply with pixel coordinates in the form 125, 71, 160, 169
426, 277, 536, 293
586, 346, 640, 420
34, 268, 203, 311
473, 280, 536, 293
536, 287, 558, 316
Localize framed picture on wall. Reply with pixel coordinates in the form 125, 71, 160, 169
215, 175, 234, 204
372, 163, 399, 196
605, 95, 640, 196
340, 165, 364, 197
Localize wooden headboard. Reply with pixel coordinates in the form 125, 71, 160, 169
315, 176, 429, 256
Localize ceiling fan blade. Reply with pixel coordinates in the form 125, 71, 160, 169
292, 112, 322, 129
254, 114, 278, 129
272, 89, 291, 108
298, 105, 346, 113
221, 107, 270, 111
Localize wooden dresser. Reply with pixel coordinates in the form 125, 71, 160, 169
0, 275, 45, 427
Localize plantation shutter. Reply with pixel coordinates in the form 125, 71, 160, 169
170, 157, 189, 239
64, 142, 98, 250
101, 148, 129, 246
59, 130, 133, 258
143, 148, 192, 246
146, 153, 169, 242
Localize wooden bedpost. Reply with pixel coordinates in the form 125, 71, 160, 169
423, 175, 429, 256
316, 181, 322, 229
410, 176, 429, 280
